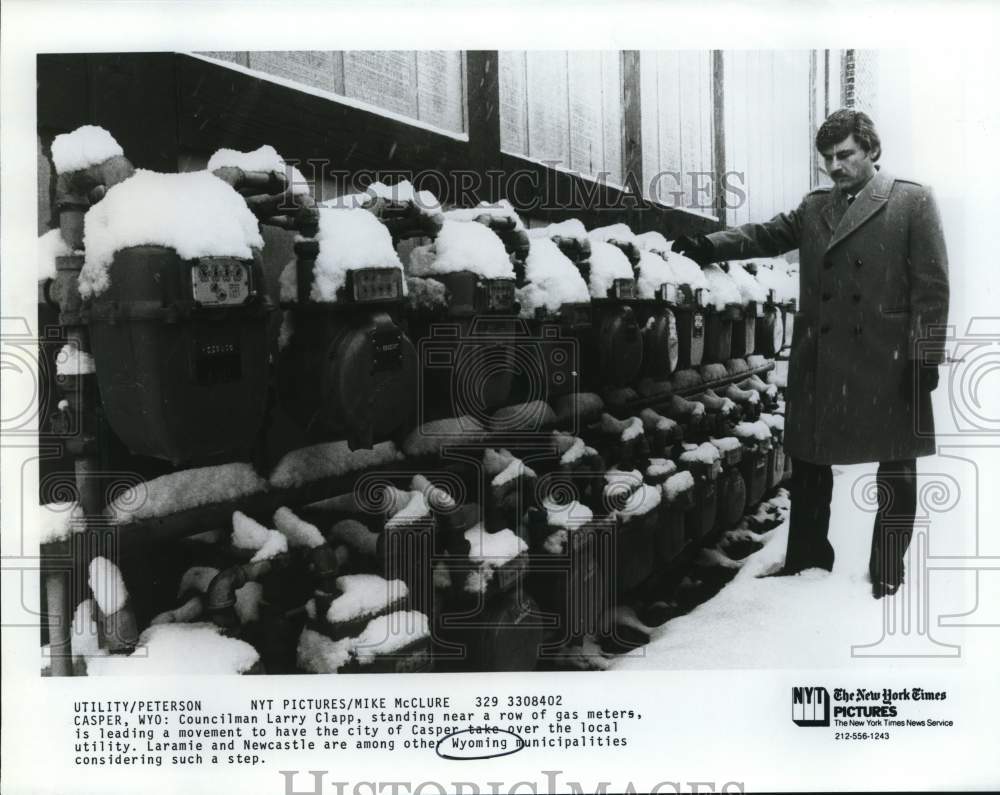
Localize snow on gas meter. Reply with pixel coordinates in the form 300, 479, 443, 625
274, 201, 418, 452
63, 140, 276, 464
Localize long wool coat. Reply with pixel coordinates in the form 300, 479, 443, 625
705, 169, 949, 465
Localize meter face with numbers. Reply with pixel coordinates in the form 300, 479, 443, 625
191, 259, 251, 306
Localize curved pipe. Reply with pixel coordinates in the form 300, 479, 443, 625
97, 601, 139, 654
206, 557, 283, 631
308, 544, 343, 617
149, 595, 204, 626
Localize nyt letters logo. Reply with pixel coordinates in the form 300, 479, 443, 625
792, 687, 831, 727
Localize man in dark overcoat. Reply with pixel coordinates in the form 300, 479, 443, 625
673, 109, 949, 598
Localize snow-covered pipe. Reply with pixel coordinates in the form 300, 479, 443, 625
52, 126, 134, 249
88, 558, 138, 654
150, 595, 205, 626
212, 166, 319, 234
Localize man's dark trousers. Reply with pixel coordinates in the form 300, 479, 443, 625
786, 458, 917, 586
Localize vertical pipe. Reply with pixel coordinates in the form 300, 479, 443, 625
45, 570, 72, 677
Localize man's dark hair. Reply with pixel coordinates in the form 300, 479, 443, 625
815, 109, 881, 162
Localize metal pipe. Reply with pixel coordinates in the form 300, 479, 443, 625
45, 570, 72, 677
206, 558, 281, 631
308, 544, 343, 618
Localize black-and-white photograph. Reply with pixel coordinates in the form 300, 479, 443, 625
4, 2, 1000, 792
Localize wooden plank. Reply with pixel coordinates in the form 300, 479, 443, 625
175, 53, 472, 197
712, 50, 727, 225
621, 51, 643, 199
465, 50, 501, 200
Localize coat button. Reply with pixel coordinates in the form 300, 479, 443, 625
824, 259, 834, 270
854, 324, 863, 335
820, 324, 831, 334
852, 294, 861, 302
855, 257, 863, 268
822, 292, 832, 301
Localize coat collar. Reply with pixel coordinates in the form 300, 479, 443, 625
825, 168, 895, 252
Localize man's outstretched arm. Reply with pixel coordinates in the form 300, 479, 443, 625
672, 200, 805, 264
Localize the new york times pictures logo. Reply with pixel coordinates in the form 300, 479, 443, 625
792, 687, 831, 727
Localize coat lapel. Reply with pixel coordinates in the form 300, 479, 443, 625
821, 190, 846, 234
826, 169, 894, 252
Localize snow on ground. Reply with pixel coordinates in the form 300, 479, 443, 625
38, 228, 71, 280
51, 125, 123, 174
207, 144, 310, 195
297, 628, 354, 673
610, 464, 918, 670
86, 622, 259, 675
79, 169, 263, 299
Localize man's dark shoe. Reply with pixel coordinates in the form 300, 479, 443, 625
872, 579, 902, 599
761, 562, 832, 579
762, 566, 801, 579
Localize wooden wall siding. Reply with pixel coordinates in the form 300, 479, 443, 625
197, 51, 468, 135
500, 51, 624, 186
174, 54, 476, 196
639, 51, 715, 215
37, 51, 724, 239
723, 50, 811, 226
621, 50, 644, 195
